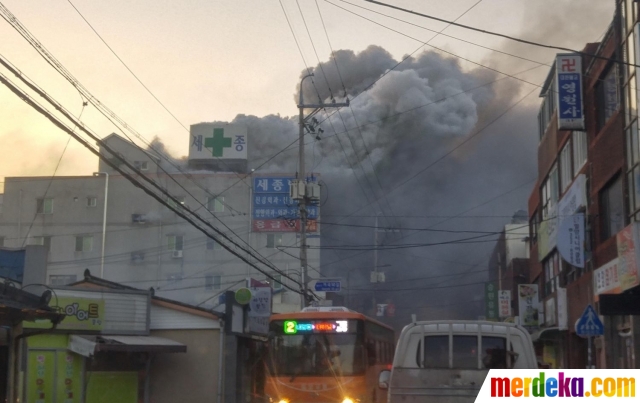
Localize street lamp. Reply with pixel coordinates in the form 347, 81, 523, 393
93, 172, 109, 279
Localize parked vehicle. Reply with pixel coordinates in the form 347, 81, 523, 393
378, 320, 537, 403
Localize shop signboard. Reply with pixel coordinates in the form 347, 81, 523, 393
556, 212, 585, 268
617, 223, 640, 291
538, 205, 558, 262
27, 351, 55, 403
252, 176, 319, 233
485, 282, 498, 321
593, 258, 621, 302
498, 290, 511, 318
56, 351, 82, 403
518, 284, 540, 329
189, 124, 247, 160
555, 54, 585, 130
24, 297, 105, 331
247, 279, 272, 335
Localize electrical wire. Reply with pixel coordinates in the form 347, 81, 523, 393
363, 0, 637, 68
0, 71, 305, 296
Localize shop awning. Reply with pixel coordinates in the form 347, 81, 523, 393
531, 327, 561, 342
69, 335, 187, 356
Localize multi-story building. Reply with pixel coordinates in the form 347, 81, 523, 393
0, 125, 321, 311
488, 211, 530, 322
528, 0, 640, 369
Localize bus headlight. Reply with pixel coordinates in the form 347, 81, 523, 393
342, 398, 355, 403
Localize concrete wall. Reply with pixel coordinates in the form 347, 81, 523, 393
0, 171, 320, 309
149, 328, 221, 403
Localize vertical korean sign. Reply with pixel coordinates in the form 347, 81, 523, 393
555, 54, 585, 130
252, 176, 319, 233
28, 351, 55, 403
616, 224, 640, 291
485, 282, 498, 321
498, 290, 511, 318
518, 284, 540, 330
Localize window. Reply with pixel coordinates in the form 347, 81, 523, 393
538, 77, 556, 140
134, 161, 149, 171
559, 142, 572, 192
529, 213, 539, 244
75, 235, 93, 252
167, 235, 184, 251
49, 274, 77, 286
205, 275, 221, 290
36, 198, 53, 214
267, 234, 283, 249
272, 274, 283, 290
206, 238, 223, 250
87, 197, 97, 207
572, 131, 587, 174
31, 236, 51, 252
207, 196, 224, 213
544, 253, 560, 295
417, 335, 516, 369
596, 65, 619, 131
541, 164, 559, 219
601, 176, 624, 240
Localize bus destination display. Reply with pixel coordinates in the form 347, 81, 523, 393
283, 320, 349, 334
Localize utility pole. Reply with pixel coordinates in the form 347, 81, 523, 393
372, 213, 380, 315
294, 73, 349, 309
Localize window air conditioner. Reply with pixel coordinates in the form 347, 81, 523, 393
132, 214, 146, 224
172, 250, 183, 259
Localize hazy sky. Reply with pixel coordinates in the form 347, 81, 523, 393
0, 0, 614, 184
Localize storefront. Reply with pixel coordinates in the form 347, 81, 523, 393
18, 287, 187, 403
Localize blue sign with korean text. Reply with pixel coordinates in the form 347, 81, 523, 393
252, 175, 320, 233
253, 206, 319, 219
556, 54, 585, 130
253, 194, 298, 207
315, 281, 341, 292
575, 304, 604, 337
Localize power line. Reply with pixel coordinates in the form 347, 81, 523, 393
364, 0, 636, 68
0, 38, 286, 289
20, 100, 86, 247
0, 70, 304, 296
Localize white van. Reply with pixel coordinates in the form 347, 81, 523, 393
378, 321, 537, 403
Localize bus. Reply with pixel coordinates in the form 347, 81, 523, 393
265, 306, 395, 403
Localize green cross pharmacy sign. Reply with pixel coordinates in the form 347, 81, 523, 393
189, 124, 248, 160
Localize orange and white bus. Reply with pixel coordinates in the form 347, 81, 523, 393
265, 307, 395, 403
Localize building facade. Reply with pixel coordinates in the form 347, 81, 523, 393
0, 129, 321, 311
527, 0, 640, 369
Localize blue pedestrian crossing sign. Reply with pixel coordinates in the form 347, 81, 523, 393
575, 304, 604, 337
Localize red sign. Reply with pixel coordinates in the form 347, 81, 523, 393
252, 219, 318, 233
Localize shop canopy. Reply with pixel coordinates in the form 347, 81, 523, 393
69, 335, 187, 357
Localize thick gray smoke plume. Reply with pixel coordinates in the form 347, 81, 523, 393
175, 45, 538, 328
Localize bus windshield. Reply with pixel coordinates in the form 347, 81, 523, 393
268, 333, 365, 377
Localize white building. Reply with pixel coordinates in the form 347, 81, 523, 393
0, 126, 321, 311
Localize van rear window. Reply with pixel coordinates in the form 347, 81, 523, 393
416, 335, 516, 369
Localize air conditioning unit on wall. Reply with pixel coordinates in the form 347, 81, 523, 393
172, 250, 183, 259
